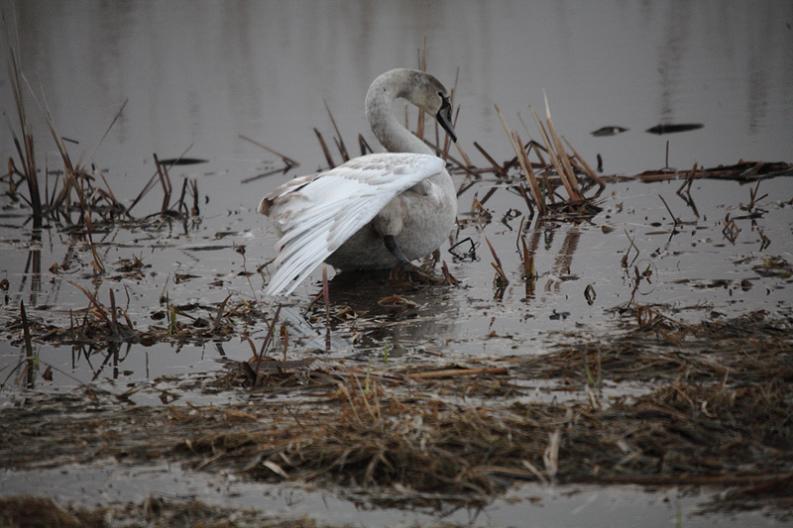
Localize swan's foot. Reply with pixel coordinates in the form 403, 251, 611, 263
383, 235, 445, 285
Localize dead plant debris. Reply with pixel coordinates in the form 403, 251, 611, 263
1, 314, 790, 513
0, 495, 325, 528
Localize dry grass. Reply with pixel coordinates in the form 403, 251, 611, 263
2, 310, 791, 515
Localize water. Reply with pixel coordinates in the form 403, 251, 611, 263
0, 461, 782, 527
3, 0, 792, 187
1, 0, 792, 525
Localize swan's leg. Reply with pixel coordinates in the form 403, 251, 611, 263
383, 235, 411, 265
383, 235, 444, 284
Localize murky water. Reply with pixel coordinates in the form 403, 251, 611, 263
1, 0, 792, 525
0, 461, 782, 527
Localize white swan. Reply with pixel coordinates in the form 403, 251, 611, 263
259, 68, 458, 296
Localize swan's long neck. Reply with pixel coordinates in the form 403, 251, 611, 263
365, 70, 433, 155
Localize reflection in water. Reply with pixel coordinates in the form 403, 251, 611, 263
77, 342, 130, 383
520, 221, 543, 301
553, 226, 581, 277
656, 0, 692, 121
6, 0, 792, 184
746, 8, 773, 134
15, 230, 43, 389
24, 231, 41, 307
326, 270, 460, 355
549, 226, 581, 293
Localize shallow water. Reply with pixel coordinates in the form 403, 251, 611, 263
1, 0, 793, 525
3, 0, 793, 188
2, 176, 790, 392
0, 461, 784, 527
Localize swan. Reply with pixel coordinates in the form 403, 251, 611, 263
258, 68, 458, 296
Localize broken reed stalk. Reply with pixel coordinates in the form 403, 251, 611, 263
108, 289, 119, 338
658, 194, 681, 227
441, 260, 459, 286
621, 229, 640, 269
323, 100, 350, 162
19, 300, 34, 387
562, 136, 605, 187
513, 130, 546, 210
39, 96, 81, 217
176, 177, 189, 215
530, 102, 583, 204
238, 134, 299, 168
313, 128, 336, 168
153, 154, 172, 214
415, 37, 427, 140
322, 266, 331, 353
126, 172, 159, 216
495, 104, 546, 214
542, 94, 583, 202
407, 367, 508, 380
520, 235, 535, 281
478, 186, 498, 207
452, 133, 475, 170
84, 214, 105, 275
190, 179, 200, 216
7, 43, 42, 228
253, 304, 281, 385
96, 169, 122, 217
484, 237, 509, 287
514, 184, 536, 219
676, 163, 700, 217
213, 294, 232, 334
357, 134, 374, 155
520, 234, 537, 299
474, 141, 509, 179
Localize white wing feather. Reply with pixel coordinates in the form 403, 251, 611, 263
261, 153, 443, 296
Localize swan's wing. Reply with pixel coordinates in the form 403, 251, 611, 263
260, 153, 444, 296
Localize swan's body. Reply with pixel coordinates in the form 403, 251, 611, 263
259, 69, 458, 296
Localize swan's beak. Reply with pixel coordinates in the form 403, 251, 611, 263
436, 98, 457, 142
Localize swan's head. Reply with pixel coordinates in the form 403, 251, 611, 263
400, 70, 457, 142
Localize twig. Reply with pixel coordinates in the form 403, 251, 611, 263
324, 99, 350, 162
494, 104, 546, 214
238, 134, 299, 168
153, 153, 172, 214
474, 141, 508, 179
408, 367, 508, 379
313, 128, 336, 168
253, 304, 282, 385
20, 300, 33, 387
322, 266, 331, 353
485, 237, 509, 288
658, 194, 681, 227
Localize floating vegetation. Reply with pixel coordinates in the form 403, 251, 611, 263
591, 125, 629, 137
646, 123, 705, 135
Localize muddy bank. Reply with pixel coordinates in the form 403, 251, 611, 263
0, 495, 323, 528
2, 313, 791, 523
